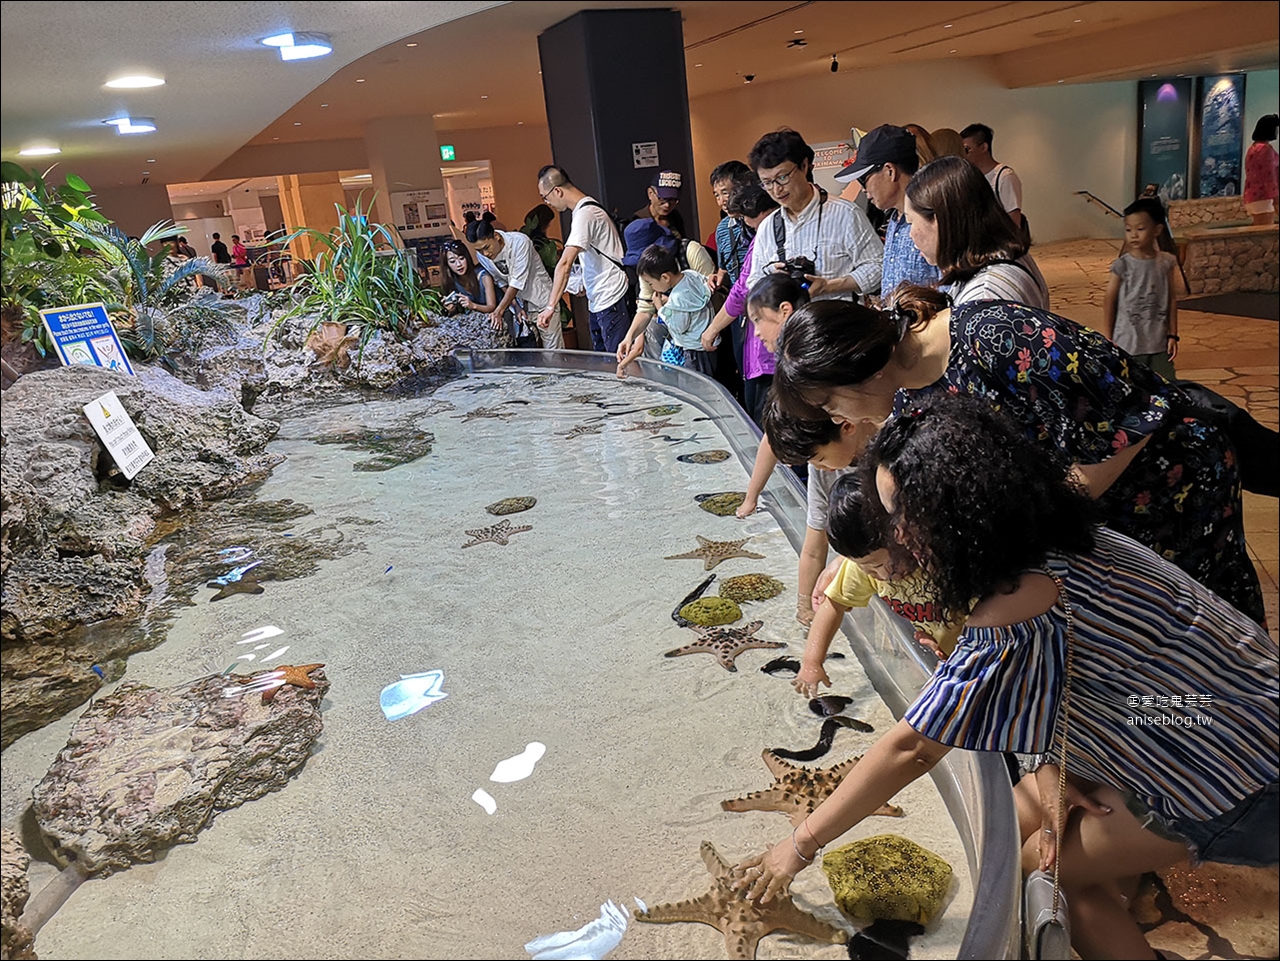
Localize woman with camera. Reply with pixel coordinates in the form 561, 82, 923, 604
771, 285, 1264, 625
905, 155, 1050, 308
734, 393, 1278, 961
440, 239, 498, 315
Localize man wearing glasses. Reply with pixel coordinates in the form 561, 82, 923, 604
535, 164, 631, 353
835, 124, 941, 298
960, 123, 1026, 233
744, 128, 882, 301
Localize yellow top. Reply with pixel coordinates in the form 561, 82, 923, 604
826, 561, 964, 656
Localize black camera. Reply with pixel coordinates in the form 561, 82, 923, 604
783, 256, 817, 289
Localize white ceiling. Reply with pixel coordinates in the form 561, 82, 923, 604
3, 0, 1277, 193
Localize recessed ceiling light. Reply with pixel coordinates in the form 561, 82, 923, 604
320, 103, 329, 107
356, 78, 366, 83
481, 95, 488, 99
949, 49, 957, 54
103, 116, 157, 134
147, 158, 156, 163
142, 170, 150, 175
695, 63, 703, 67
517, 121, 525, 125
406, 42, 418, 47
260, 32, 332, 61
18, 146, 61, 157
105, 75, 165, 89
794, 29, 804, 34
273, 137, 280, 141
1057, 79, 1064, 84
293, 121, 302, 126
944, 23, 953, 29
1073, 18, 1082, 23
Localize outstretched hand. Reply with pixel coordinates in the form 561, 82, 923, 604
731, 841, 806, 903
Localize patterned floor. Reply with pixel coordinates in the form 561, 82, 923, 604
1037, 238, 1279, 961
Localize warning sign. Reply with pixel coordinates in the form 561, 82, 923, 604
83, 391, 154, 480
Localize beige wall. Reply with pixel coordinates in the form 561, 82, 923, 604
436, 124, 556, 236
90, 183, 181, 239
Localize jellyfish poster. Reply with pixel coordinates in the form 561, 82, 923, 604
1197, 75, 1245, 198
1138, 78, 1192, 202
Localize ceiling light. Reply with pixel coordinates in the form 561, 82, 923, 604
695, 63, 703, 67
944, 23, 953, 28
103, 117, 157, 134
356, 78, 366, 83
105, 75, 165, 89
147, 158, 156, 163
1074, 18, 1082, 23
321, 103, 329, 107
260, 32, 332, 61
293, 122, 302, 126
481, 95, 489, 99
949, 49, 957, 54
406, 42, 418, 47
794, 29, 804, 34
18, 146, 61, 157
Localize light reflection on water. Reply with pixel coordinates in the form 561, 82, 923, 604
13, 368, 972, 961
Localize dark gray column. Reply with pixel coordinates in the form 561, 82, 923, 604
538, 8, 698, 238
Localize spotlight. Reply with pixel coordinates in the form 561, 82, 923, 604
743, 74, 755, 84
830, 55, 839, 73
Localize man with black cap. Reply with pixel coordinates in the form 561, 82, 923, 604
835, 124, 941, 297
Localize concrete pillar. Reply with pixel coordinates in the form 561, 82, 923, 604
364, 116, 443, 226
538, 9, 699, 238
276, 173, 346, 264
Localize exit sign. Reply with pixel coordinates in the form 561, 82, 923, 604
440, 144, 456, 161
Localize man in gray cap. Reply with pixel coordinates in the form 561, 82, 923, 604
835, 124, 940, 297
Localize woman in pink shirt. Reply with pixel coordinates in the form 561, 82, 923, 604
1243, 114, 1278, 226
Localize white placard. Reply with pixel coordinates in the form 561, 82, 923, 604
632, 141, 659, 168
83, 391, 154, 480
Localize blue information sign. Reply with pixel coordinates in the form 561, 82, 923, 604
39, 302, 134, 375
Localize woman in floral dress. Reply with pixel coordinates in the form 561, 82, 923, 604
770, 285, 1264, 625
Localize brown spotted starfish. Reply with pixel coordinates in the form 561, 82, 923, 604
622, 418, 682, 433
635, 841, 846, 959
721, 749, 905, 826
458, 406, 516, 423
461, 519, 533, 548
559, 422, 604, 439
664, 536, 766, 571
663, 621, 784, 672
248, 664, 325, 704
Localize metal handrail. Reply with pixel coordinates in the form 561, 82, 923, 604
1075, 190, 1123, 218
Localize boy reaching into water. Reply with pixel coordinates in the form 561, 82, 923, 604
617, 244, 718, 377
1100, 197, 1180, 381
764, 403, 963, 684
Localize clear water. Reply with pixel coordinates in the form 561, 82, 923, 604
2, 368, 972, 960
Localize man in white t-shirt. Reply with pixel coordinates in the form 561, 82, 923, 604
535, 164, 631, 353
960, 122, 1025, 232
466, 220, 561, 349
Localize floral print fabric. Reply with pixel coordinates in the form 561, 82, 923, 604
896, 300, 1264, 624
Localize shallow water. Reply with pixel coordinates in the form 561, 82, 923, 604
2, 368, 972, 960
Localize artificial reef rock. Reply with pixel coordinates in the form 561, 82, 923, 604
821, 834, 953, 925
0, 829, 34, 961
31, 668, 329, 877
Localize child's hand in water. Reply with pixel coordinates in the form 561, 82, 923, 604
793, 661, 830, 697
915, 631, 946, 660
736, 493, 758, 518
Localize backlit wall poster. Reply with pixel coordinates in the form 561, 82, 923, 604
1138, 78, 1193, 201
1197, 74, 1246, 197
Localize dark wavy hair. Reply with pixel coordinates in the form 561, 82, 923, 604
761, 395, 840, 465
772, 299, 910, 420
862, 394, 1098, 620
905, 155, 1027, 286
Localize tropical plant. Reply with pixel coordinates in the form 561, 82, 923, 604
1, 161, 110, 354
68, 220, 240, 367
270, 195, 440, 363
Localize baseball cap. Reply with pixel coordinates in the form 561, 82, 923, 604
623, 217, 672, 266
834, 125, 918, 182
651, 169, 683, 199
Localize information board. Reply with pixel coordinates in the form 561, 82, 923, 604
39, 302, 134, 375
82, 391, 154, 480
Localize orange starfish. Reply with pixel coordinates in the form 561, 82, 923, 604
260, 663, 325, 704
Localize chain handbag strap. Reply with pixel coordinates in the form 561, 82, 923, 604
1045, 568, 1076, 916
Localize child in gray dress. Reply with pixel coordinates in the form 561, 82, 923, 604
1101, 197, 1179, 381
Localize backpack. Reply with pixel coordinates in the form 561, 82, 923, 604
567, 200, 631, 310
994, 166, 1033, 247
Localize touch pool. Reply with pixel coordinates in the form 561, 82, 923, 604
0, 351, 1019, 960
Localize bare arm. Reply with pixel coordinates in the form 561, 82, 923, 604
466, 274, 506, 315
1071, 433, 1152, 497
701, 305, 736, 352
796, 525, 829, 626
1166, 267, 1179, 363
1099, 273, 1121, 341
794, 594, 849, 697
738, 436, 778, 517
538, 245, 582, 324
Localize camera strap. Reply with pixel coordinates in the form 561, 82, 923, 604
772, 186, 827, 266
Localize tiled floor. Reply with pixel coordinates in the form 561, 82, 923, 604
1037, 238, 1279, 961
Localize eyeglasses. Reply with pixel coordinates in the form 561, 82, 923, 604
540, 185, 560, 203
856, 165, 884, 189
759, 164, 800, 191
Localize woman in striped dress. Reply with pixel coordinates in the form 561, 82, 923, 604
735, 395, 1278, 960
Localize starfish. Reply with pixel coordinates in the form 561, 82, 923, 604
458, 406, 516, 423
663, 621, 785, 672
562, 393, 606, 405
634, 841, 846, 959
306, 322, 359, 369
664, 536, 765, 571
462, 519, 533, 548
622, 418, 682, 433
420, 400, 457, 415
720, 749, 905, 826
559, 422, 604, 439
208, 573, 266, 601
258, 663, 325, 704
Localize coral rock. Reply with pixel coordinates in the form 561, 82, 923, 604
821, 835, 953, 925
1, 829, 35, 960
719, 574, 785, 604
678, 596, 743, 626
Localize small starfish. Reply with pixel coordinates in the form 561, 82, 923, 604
659, 433, 707, 446
458, 406, 516, 423
622, 418, 682, 433
664, 536, 765, 571
559, 422, 604, 439
562, 393, 606, 405
259, 663, 325, 704
461, 519, 533, 548
420, 399, 457, 415
208, 574, 266, 602
459, 381, 505, 393
634, 841, 846, 959
663, 621, 784, 672
720, 749, 905, 825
